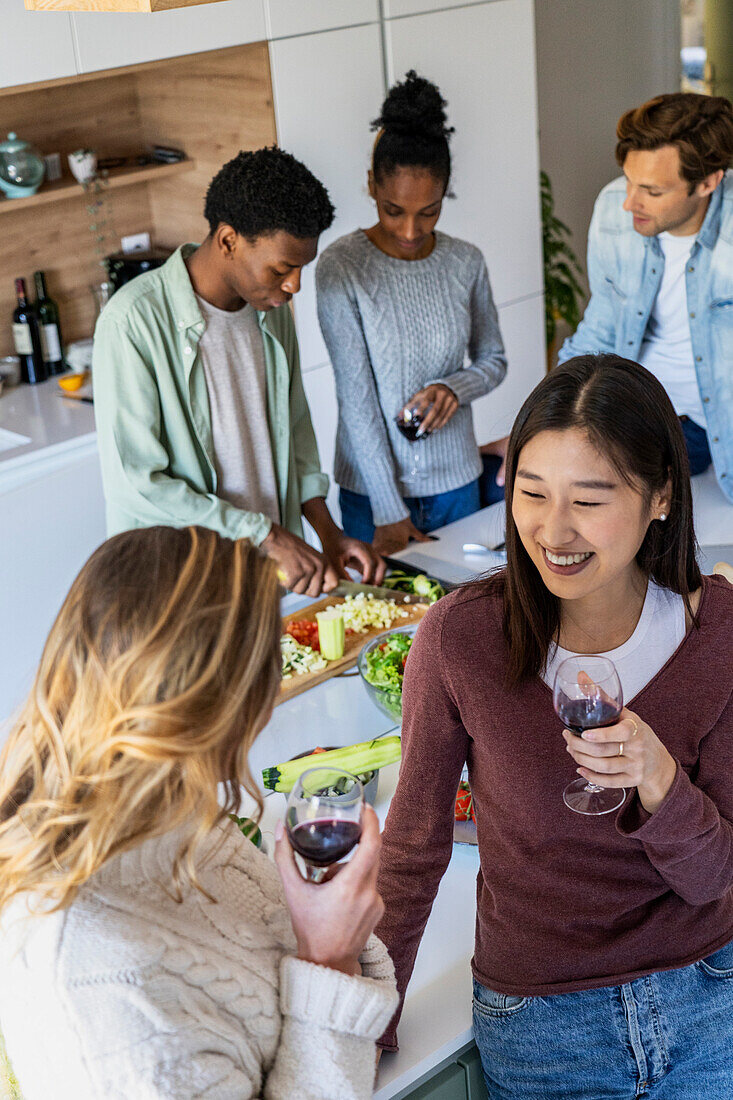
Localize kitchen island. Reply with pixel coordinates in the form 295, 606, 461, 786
249, 618, 484, 1100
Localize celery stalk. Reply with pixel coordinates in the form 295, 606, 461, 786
316, 606, 345, 660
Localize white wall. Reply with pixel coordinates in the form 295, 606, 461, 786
535, 0, 681, 295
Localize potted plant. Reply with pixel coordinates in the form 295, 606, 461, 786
540, 170, 585, 361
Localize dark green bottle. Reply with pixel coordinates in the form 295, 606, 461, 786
33, 270, 64, 375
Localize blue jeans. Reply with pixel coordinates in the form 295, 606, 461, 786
339, 480, 480, 543
479, 454, 506, 507
472, 940, 733, 1099
680, 417, 713, 477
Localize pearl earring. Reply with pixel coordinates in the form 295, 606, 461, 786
659, 513, 667, 521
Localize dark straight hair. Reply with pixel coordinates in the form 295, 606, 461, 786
486, 354, 702, 685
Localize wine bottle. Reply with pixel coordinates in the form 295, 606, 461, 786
12, 278, 47, 385
33, 270, 64, 375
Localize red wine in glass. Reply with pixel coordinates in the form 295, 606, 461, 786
287, 818, 362, 867
285, 767, 364, 882
396, 406, 428, 482
553, 655, 626, 816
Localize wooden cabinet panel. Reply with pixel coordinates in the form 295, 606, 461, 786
265, 0, 379, 39
71, 0, 266, 72
269, 23, 385, 373
471, 292, 545, 444
0, 7, 76, 88
386, 0, 543, 308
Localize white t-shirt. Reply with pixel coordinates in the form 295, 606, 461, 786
196, 295, 281, 524
638, 231, 706, 427
543, 580, 686, 706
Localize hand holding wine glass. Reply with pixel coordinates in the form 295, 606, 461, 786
274, 792, 385, 978
561, 696, 678, 816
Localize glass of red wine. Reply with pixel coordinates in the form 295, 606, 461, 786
395, 405, 427, 483
553, 655, 626, 816
285, 767, 364, 883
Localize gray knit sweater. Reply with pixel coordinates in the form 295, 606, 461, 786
316, 230, 507, 526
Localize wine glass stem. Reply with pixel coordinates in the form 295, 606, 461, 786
305, 863, 327, 884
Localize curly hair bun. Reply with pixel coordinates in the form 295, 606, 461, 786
375, 71, 454, 142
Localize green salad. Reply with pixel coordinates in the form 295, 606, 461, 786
363, 631, 414, 720
381, 571, 445, 604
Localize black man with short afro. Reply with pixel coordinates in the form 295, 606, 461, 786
94, 144, 384, 598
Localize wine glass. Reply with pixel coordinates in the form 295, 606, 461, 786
395, 404, 428, 483
285, 767, 364, 883
553, 655, 626, 816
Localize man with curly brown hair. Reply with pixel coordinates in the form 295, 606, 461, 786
560, 93, 733, 501
94, 147, 383, 594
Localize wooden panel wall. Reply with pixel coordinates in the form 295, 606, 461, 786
0, 42, 276, 357
135, 43, 277, 249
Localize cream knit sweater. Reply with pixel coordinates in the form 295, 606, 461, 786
0, 823, 399, 1099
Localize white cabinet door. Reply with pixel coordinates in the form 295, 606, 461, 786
0, 8, 76, 89
270, 23, 385, 373
72, 0, 266, 73
301, 361, 340, 527
386, 0, 543, 309
265, 0, 379, 39
472, 292, 545, 443
384, 0, 470, 15
0, 448, 106, 741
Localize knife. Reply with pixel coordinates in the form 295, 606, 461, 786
331, 579, 430, 604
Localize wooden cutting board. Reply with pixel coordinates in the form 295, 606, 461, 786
278, 595, 428, 705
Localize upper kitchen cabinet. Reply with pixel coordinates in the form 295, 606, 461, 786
264, 0, 379, 39
0, 7, 76, 89
269, 23, 385, 372
71, 0, 266, 72
385, 0, 543, 309
383, 0, 472, 15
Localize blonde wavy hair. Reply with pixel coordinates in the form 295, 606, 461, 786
0, 525, 281, 914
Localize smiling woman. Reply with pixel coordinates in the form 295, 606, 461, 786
375, 354, 733, 1099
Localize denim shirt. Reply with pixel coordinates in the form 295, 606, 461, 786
559, 171, 733, 503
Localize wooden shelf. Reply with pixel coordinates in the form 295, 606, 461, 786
0, 158, 195, 216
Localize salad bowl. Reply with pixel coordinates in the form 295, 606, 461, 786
357, 624, 419, 723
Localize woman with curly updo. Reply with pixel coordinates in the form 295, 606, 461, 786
316, 72, 508, 556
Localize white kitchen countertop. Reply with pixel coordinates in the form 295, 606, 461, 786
249, 663, 479, 1100
0, 378, 96, 480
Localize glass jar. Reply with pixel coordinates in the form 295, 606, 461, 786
0, 132, 45, 198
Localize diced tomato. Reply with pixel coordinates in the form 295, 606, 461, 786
454, 781, 474, 822
285, 620, 320, 650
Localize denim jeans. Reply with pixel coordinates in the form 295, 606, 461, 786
472, 939, 733, 1099
479, 454, 506, 507
680, 417, 713, 477
339, 480, 480, 543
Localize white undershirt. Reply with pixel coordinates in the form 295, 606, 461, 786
543, 580, 686, 706
637, 231, 706, 428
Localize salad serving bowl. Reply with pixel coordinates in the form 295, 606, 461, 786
357, 624, 419, 723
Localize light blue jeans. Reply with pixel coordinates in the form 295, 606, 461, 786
472, 939, 733, 1099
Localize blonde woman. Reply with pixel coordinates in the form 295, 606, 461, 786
0, 526, 397, 1100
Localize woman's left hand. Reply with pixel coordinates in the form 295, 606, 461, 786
563, 707, 678, 814
404, 384, 458, 434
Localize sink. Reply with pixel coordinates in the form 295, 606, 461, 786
0, 427, 31, 453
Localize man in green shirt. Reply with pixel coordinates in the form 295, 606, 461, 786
94, 147, 383, 595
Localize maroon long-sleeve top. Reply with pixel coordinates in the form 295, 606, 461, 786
376, 574, 733, 1050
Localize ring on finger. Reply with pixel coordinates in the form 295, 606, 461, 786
617, 742, 624, 757
627, 718, 639, 737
